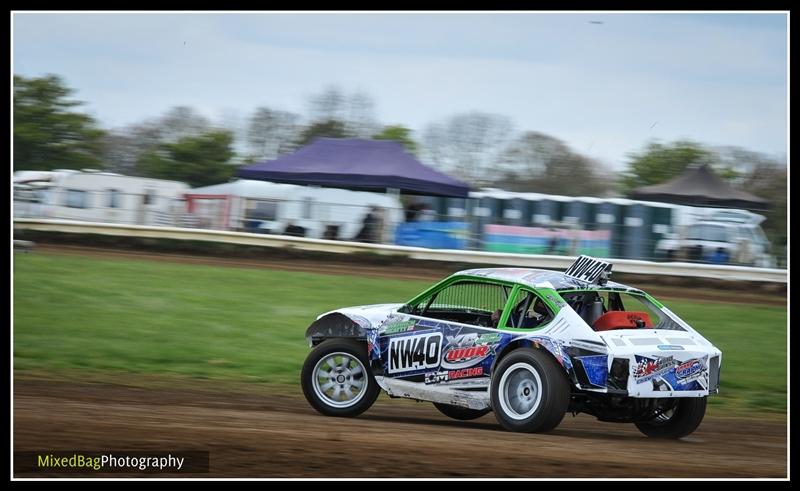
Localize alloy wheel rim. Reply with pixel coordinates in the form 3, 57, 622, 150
498, 362, 543, 420
312, 352, 368, 408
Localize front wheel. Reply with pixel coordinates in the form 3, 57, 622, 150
490, 348, 570, 433
301, 339, 380, 417
635, 397, 707, 438
433, 403, 491, 421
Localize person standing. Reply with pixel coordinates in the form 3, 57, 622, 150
355, 207, 377, 243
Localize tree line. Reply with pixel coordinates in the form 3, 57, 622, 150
13, 73, 786, 249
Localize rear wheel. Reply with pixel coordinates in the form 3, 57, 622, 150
301, 339, 380, 417
490, 348, 570, 433
635, 397, 707, 438
433, 403, 491, 421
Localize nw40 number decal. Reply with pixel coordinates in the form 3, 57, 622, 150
388, 333, 442, 374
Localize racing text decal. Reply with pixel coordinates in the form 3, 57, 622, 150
445, 345, 490, 363
383, 319, 417, 334
425, 367, 484, 384
388, 333, 442, 374
564, 255, 612, 284
440, 332, 500, 369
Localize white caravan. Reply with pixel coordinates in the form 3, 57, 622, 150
13, 169, 190, 226
188, 179, 404, 241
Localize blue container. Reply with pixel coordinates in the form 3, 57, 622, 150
394, 221, 469, 249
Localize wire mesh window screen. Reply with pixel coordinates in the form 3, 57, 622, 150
429, 282, 508, 313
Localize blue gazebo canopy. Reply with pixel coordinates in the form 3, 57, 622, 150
238, 138, 470, 198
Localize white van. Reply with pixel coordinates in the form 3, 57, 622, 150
655, 209, 775, 267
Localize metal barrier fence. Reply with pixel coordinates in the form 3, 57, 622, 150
13, 218, 788, 284
12, 190, 786, 269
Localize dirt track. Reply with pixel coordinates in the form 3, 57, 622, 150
14, 245, 788, 478
14, 378, 786, 478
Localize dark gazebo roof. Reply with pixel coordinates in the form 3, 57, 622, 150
238, 138, 470, 198
630, 164, 769, 210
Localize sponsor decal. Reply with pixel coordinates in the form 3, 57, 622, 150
633, 354, 675, 384
441, 331, 500, 369
445, 345, 490, 363
424, 367, 484, 384
675, 358, 705, 380
425, 372, 449, 384
445, 332, 502, 349
657, 345, 684, 351
475, 333, 502, 344
449, 367, 483, 380
383, 319, 417, 334
445, 332, 478, 347
388, 333, 442, 374
564, 255, 612, 284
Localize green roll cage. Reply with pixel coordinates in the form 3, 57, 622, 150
399, 273, 665, 332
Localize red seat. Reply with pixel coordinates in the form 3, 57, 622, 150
592, 311, 653, 331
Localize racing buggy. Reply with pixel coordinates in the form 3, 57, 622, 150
301, 256, 722, 438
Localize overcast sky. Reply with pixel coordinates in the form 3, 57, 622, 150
12, 12, 788, 170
